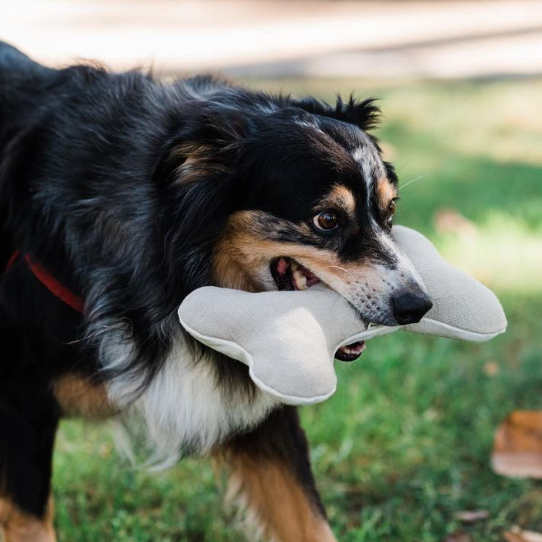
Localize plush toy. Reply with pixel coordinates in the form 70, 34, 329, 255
178, 226, 507, 406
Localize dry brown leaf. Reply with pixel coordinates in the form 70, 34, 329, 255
483, 361, 500, 377
504, 527, 542, 542
492, 411, 542, 479
454, 510, 489, 524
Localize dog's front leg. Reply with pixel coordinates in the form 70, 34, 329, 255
0, 403, 58, 542
0, 496, 56, 542
216, 406, 337, 542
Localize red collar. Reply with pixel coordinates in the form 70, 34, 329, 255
5, 251, 84, 314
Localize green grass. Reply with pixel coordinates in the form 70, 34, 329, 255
53, 78, 542, 541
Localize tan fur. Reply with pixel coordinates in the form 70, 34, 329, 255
52, 374, 116, 419
376, 177, 397, 210
220, 453, 337, 542
172, 142, 230, 185
327, 185, 356, 215
0, 496, 56, 542
213, 210, 374, 294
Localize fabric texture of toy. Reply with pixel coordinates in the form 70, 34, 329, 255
178, 226, 507, 406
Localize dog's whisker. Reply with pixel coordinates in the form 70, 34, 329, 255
325, 265, 354, 279
395, 153, 421, 173
399, 174, 431, 191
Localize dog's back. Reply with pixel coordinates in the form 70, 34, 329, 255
0, 42, 56, 269
0, 41, 55, 116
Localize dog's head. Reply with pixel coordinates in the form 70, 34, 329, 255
159, 89, 432, 342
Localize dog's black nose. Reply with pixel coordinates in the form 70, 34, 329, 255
392, 291, 433, 325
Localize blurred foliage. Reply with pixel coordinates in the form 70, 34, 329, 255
53, 77, 542, 541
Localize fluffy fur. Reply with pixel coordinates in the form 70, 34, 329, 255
0, 41, 431, 541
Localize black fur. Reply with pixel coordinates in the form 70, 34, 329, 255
0, 41, 394, 531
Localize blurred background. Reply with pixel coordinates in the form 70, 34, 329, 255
1, 1, 541, 541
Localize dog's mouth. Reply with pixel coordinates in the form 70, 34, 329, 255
270, 257, 320, 292
270, 256, 366, 362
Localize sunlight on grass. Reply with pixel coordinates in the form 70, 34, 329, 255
378, 80, 542, 168
437, 214, 542, 294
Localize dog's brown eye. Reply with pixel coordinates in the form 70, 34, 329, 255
313, 210, 339, 232
387, 198, 398, 225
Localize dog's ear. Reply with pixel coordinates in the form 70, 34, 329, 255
151, 104, 254, 288
152, 102, 253, 187
290, 95, 380, 133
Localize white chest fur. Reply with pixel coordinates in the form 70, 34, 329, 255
105, 336, 279, 466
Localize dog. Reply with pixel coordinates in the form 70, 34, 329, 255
0, 41, 432, 542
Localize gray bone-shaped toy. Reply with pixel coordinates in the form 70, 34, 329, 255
179, 226, 506, 405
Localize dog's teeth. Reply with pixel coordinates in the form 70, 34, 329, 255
293, 269, 308, 290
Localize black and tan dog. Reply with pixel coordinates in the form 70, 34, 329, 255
0, 41, 431, 541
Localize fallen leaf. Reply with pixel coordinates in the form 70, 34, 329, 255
454, 510, 489, 524
483, 361, 500, 377
492, 411, 542, 479
504, 526, 542, 542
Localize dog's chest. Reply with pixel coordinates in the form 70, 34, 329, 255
107, 339, 279, 462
